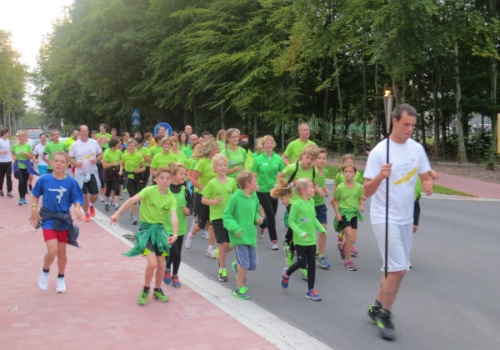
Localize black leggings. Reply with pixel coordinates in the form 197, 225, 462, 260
16, 169, 29, 199
0, 162, 13, 193
105, 180, 121, 197
125, 178, 144, 198
97, 163, 104, 189
284, 205, 295, 251
257, 192, 278, 241
287, 244, 316, 291
166, 236, 184, 275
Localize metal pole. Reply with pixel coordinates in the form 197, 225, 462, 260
383, 90, 393, 279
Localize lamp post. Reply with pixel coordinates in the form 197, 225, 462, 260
383, 90, 393, 278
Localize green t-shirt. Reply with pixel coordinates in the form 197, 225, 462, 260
288, 197, 326, 246
252, 152, 285, 193
222, 146, 247, 179
284, 139, 316, 164
43, 141, 68, 169
202, 177, 238, 221
95, 132, 112, 140
121, 151, 144, 179
183, 146, 194, 159
217, 141, 225, 152
166, 185, 188, 235
65, 137, 76, 151
283, 162, 318, 204
138, 147, 151, 167
149, 145, 163, 159
12, 143, 33, 169
138, 186, 177, 232
334, 182, 363, 210
313, 168, 329, 206
151, 152, 177, 170
193, 157, 216, 193
172, 150, 188, 165
334, 171, 364, 186
103, 148, 122, 164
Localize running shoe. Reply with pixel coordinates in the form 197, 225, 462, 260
214, 246, 220, 267
280, 267, 289, 289
284, 245, 294, 267
114, 205, 120, 212
21, 198, 27, 205
351, 248, 359, 257
84, 213, 91, 222
270, 240, 279, 250
56, 277, 67, 293
38, 269, 49, 291
132, 216, 138, 225
206, 246, 216, 259
300, 268, 308, 280
343, 260, 357, 271
368, 304, 381, 322
7, 192, 13, 198
218, 269, 228, 282
163, 269, 171, 285
338, 244, 345, 260
18, 199, 23, 206
172, 275, 181, 288
316, 256, 331, 269
233, 286, 250, 300
98, 195, 104, 202
153, 288, 169, 303
202, 230, 209, 239
104, 203, 110, 212
138, 290, 149, 306
305, 289, 322, 301
376, 309, 395, 340
89, 205, 96, 217
258, 227, 265, 239
0, 190, 3, 197
184, 231, 193, 249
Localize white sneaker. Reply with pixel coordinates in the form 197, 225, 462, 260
202, 230, 209, 239
38, 270, 49, 291
98, 195, 104, 202
206, 247, 216, 259
184, 232, 193, 249
270, 240, 279, 250
56, 277, 67, 293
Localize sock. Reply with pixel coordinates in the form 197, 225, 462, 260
42, 268, 49, 273
57, 274, 64, 278
89, 203, 94, 207
154, 288, 161, 292
208, 245, 213, 250
219, 268, 225, 272
143, 286, 150, 293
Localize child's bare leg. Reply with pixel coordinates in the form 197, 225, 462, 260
154, 256, 165, 288
344, 227, 353, 261
43, 240, 59, 270
56, 242, 68, 275
219, 242, 233, 269
237, 267, 247, 288
318, 223, 327, 256
208, 225, 216, 247
144, 253, 158, 286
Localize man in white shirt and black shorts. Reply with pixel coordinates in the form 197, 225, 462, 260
363, 104, 434, 341
69, 125, 103, 222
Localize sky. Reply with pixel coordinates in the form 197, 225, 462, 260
1, 0, 73, 69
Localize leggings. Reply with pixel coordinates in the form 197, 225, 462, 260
166, 236, 184, 275
257, 192, 278, 241
105, 180, 121, 197
287, 244, 316, 291
97, 163, 104, 189
284, 205, 295, 252
0, 162, 13, 193
16, 169, 29, 199
125, 177, 144, 198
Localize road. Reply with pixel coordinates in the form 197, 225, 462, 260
96, 185, 500, 350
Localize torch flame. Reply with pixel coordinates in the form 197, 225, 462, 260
384, 90, 391, 97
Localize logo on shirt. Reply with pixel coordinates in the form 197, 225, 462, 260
300, 218, 310, 223
393, 167, 417, 185
49, 186, 67, 203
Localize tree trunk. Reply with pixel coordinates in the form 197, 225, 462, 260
489, 0, 498, 155
433, 54, 441, 158
323, 57, 331, 144
220, 103, 225, 130
453, 40, 467, 163
362, 58, 367, 154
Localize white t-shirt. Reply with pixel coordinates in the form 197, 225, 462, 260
364, 138, 431, 225
69, 138, 102, 176
33, 144, 48, 166
0, 138, 12, 162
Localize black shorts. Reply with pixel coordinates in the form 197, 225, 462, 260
194, 192, 210, 228
145, 239, 168, 257
212, 219, 230, 244
340, 215, 358, 230
414, 199, 421, 226
82, 174, 99, 195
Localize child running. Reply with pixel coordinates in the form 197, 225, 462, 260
163, 163, 193, 288
29, 152, 84, 293
202, 154, 238, 282
111, 167, 178, 306
313, 148, 330, 269
332, 164, 364, 271
273, 178, 326, 301
223, 170, 263, 300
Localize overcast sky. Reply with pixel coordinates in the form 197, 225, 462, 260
1, 0, 73, 69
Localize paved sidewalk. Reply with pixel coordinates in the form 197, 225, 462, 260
0, 193, 278, 350
434, 173, 500, 199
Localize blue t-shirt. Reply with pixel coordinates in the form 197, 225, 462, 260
32, 174, 84, 230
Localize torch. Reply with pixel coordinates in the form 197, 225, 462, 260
383, 90, 393, 278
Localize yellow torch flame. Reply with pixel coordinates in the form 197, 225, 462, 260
384, 90, 391, 97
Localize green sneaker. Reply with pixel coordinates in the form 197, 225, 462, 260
153, 288, 169, 303
138, 290, 149, 306
233, 286, 250, 300
376, 309, 395, 340
284, 245, 295, 267
301, 268, 308, 280
218, 269, 228, 282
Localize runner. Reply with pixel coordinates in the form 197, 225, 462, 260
169, 135, 188, 165
97, 135, 109, 201
216, 130, 226, 152
120, 139, 146, 225
102, 138, 123, 212
148, 126, 166, 149
364, 104, 433, 340
110, 167, 178, 306
151, 137, 177, 178
251, 135, 285, 250
0, 128, 14, 198
11, 131, 34, 205
68, 125, 103, 222
274, 178, 326, 302
222, 128, 246, 180
223, 170, 263, 300
136, 137, 151, 186
42, 130, 68, 174
95, 123, 112, 140
178, 131, 189, 151
30, 152, 83, 293
313, 148, 331, 269
65, 129, 79, 151
183, 134, 199, 158
33, 133, 49, 176
282, 123, 316, 165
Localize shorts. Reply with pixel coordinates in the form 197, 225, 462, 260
234, 245, 257, 271
194, 192, 210, 228
82, 174, 99, 195
340, 215, 358, 230
413, 199, 421, 226
38, 165, 48, 175
144, 239, 168, 257
372, 223, 413, 272
212, 219, 230, 244
43, 229, 68, 243
315, 204, 327, 224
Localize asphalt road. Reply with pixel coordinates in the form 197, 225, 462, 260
95, 185, 500, 350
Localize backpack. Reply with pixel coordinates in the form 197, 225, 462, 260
288, 160, 316, 184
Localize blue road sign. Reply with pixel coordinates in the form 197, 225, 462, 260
131, 108, 140, 126
154, 122, 172, 137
